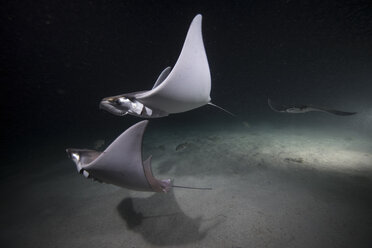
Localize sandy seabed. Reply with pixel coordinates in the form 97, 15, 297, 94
1, 122, 371, 248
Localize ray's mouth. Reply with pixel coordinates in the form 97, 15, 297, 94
99, 100, 127, 116
99, 99, 111, 108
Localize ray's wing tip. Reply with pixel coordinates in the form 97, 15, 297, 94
267, 98, 277, 111
134, 120, 150, 130
138, 119, 149, 126
120, 120, 150, 140
192, 14, 202, 24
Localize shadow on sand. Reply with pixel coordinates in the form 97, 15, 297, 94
117, 191, 221, 246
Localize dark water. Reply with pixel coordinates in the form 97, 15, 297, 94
1, 1, 372, 247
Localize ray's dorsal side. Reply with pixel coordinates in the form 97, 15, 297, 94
99, 14, 211, 118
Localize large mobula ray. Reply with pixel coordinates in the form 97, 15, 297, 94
100, 14, 233, 118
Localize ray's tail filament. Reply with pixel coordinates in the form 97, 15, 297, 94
172, 185, 212, 190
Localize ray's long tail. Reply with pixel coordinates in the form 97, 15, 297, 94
172, 185, 212, 190
208, 102, 236, 117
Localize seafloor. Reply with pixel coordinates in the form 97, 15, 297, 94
1, 119, 371, 248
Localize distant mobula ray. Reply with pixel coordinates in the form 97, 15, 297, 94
99, 14, 234, 118
268, 98, 356, 116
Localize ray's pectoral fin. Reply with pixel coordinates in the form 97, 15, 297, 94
152, 67, 172, 89
134, 14, 212, 115
143, 156, 172, 192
